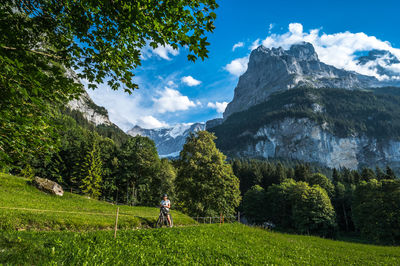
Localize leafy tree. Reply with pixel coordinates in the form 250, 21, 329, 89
306, 173, 335, 198
353, 179, 400, 244
0, 3, 82, 168
119, 136, 161, 206
1, 0, 218, 168
333, 182, 355, 232
176, 131, 241, 217
13, 0, 218, 92
242, 185, 266, 224
266, 179, 336, 237
156, 159, 177, 201
265, 179, 297, 229
292, 184, 336, 237
79, 140, 103, 199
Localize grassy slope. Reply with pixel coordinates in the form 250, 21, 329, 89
0, 173, 194, 230
1, 224, 399, 265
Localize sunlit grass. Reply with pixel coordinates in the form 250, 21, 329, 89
0, 173, 194, 230
1, 224, 399, 265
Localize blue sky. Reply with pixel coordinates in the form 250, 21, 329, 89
86, 0, 400, 131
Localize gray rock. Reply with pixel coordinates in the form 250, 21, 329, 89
236, 117, 400, 170
223, 42, 379, 118
33, 177, 64, 196
68, 91, 113, 126
206, 118, 223, 129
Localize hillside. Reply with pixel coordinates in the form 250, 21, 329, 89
210, 87, 400, 169
0, 174, 194, 230
2, 224, 399, 265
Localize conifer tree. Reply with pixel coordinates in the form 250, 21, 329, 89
80, 140, 103, 199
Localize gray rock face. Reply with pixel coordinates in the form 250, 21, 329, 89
238, 117, 400, 170
223, 42, 378, 118
33, 177, 64, 196
68, 91, 112, 126
127, 123, 206, 157
206, 118, 223, 129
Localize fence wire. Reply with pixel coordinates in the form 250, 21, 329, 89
0, 206, 239, 224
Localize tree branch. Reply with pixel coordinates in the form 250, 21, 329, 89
1, 46, 62, 59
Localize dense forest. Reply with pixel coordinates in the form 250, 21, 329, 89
233, 159, 400, 244
211, 87, 400, 152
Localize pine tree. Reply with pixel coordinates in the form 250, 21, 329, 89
385, 166, 396, 180
80, 140, 103, 199
332, 168, 342, 183
375, 166, 385, 181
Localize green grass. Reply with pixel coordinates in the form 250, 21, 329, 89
1, 224, 399, 265
0, 173, 194, 230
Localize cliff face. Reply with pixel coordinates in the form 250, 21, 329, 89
224, 42, 378, 118
68, 91, 112, 126
240, 117, 400, 169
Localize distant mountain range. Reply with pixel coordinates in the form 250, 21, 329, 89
127, 123, 206, 157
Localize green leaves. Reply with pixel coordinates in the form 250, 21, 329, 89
17, 0, 218, 93
176, 131, 241, 217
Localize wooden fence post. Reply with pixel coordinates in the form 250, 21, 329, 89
209, 217, 211, 224
238, 211, 240, 223
114, 207, 119, 239
220, 213, 222, 225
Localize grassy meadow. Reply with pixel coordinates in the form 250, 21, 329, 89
0, 173, 194, 231
1, 224, 399, 265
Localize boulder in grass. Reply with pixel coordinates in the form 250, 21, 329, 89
33, 177, 64, 196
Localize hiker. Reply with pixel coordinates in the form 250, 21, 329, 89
160, 194, 172, 227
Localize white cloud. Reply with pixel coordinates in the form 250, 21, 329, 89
250, 39, 261, 50
268, 23, 275, 33
153, 88, 197, 113
167, 80, 177, 88
257, 23, 400, 79
232, 42, 244, 51
136, 116, 168, 129
83, 74, 197, 130
153, 44, 179, 60
141, 43, 179, 60
225, 56, 249, 77
181, 76, 202, 86
207, 101, 228, 113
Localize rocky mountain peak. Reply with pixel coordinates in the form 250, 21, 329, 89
223, 42, 378, 118
287, 42, 319, 61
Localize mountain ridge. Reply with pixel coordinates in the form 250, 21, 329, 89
223, 42, 380, 118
